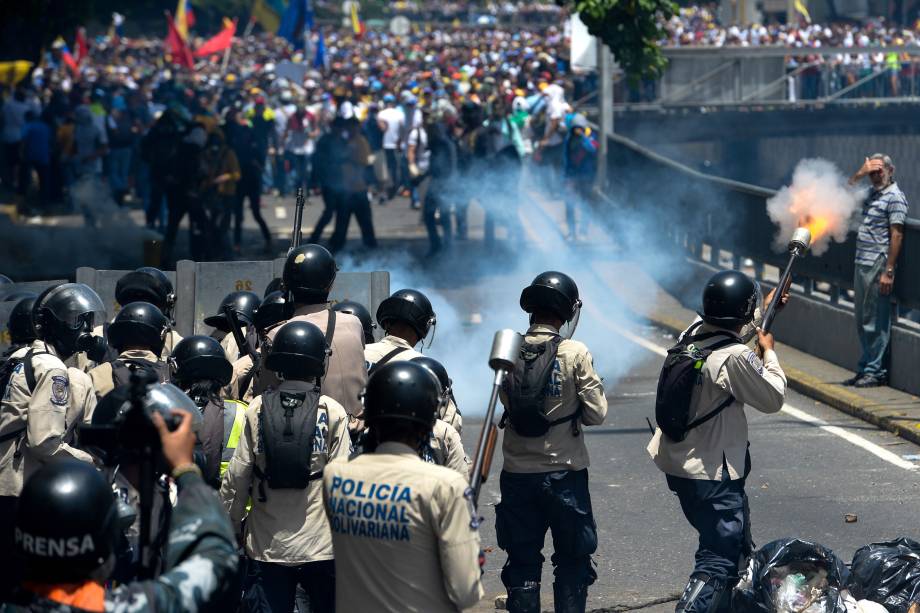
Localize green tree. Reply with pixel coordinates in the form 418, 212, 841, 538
559, 0, 677, 83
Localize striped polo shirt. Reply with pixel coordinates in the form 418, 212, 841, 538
855, 181, 908, 267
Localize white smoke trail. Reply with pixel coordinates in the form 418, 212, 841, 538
766, 158, 864, 256
337, 164, 685, 416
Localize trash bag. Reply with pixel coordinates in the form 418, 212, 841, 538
847, 537, 920, 613
733, 538, 850, 613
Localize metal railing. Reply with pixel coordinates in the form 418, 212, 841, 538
616, 45, 920, 107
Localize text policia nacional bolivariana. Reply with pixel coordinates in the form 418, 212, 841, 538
327, 476, 412, 542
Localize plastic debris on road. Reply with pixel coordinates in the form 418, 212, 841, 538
847, 537, 920, 613
733, 538, 849, 613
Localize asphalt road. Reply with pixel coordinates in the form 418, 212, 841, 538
461, 321, 920, 612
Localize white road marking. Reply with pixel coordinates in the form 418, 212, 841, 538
275, 206, 287, 219
522, 188, 918, 472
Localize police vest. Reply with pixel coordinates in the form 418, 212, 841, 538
220, 399, 248, 477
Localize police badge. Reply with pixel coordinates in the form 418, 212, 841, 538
51, 375, 69, 406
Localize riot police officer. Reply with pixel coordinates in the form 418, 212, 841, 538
412, 356, 469, 474
322, 361, 484, 611
2, 294, 37, 365
647, 270, 787, 613
0, 283, 104, 593
332, 299, 376, 344
366, 289, 462, 432
254, 244, 367, 431
204, 290, 261, 362
171, 335, 246, 488
497, 272, 608, 613
88, 302, 171, 399
222, 320, 350, 613
114, 267, 182, 358
226, 290, 288, 403
4, 407, 238, 611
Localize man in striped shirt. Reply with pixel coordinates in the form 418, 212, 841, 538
847, 153, 907, 387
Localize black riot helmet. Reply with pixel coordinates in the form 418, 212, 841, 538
254, 291, 289, 333
15, 459, 121, 583
264, 277, 283, 297
265, 320, 329, 380
699, 270, 758, 329
170, 336, 232, 387
107, 302, 170, 355
203, 291, 261, 332
282, 244, 337, 304
115, 267, 175, 319
7, 294, 38, 345
364, 361, 441, 429
520, 271, 581, 323
32, 283, 106, 360
411, 356, 452, 409
333, 299, 376, 344
376, 289, 436, 342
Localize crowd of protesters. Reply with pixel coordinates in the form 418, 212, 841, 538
0, 19, 601, 263
658, 5, 920, 99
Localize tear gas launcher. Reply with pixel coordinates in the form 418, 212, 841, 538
468, 329, 522, 517
761, 227, 812, 333
288, 186, 306, 255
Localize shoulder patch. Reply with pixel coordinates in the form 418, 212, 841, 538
51, 375, 70, 406
743, 350, 764, 376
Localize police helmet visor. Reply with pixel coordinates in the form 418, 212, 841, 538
38, 284, 106, 330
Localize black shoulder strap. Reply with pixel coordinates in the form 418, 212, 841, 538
325, 309, 336, 348
686, 395, 736, 431
22, 349, 38, 393
369, 346, 409, 376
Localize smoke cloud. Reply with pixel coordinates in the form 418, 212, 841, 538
338, 162, 687, 416
766, 158, 864, 256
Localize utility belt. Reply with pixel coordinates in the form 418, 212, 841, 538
252, 465, 323, 503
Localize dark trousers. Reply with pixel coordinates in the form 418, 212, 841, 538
0, 496, 20, 600
163, 190, 210, 263
666, 473, 753, 613
146, 170, 167, 228
328, 190, 377, 252
244, 559, 335, 613
19, 161, 49, 206
496, 469, 598, 590
423, 181, 452, 253
235, 172, 272, 246
309, 187, 339, 243
2, 141, 20, 190
384, 148, 400, 199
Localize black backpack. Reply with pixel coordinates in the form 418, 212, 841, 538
0, 349, 41, 445
655, 321, 737, 442
254, 387, 322, 501
501, 337, 580, 438
111, 358, 170, 388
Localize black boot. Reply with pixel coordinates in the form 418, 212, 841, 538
553, 582, 588, 613
507, 582, 541, 613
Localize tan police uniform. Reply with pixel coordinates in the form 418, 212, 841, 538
261, 304, 367, 420
220, 381, 350, 564
0, 340, 96, 497
500, 324, 608, 473
365, 334, 463, 433
323, 441, 485, 612
426, 418, 470, 477
66, 366, 97, 435
224, 354, 256, 403
646, 321, 787, 480
87, 348, 165, 400
161, 329, 183, 359
220, 332, 239, 364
